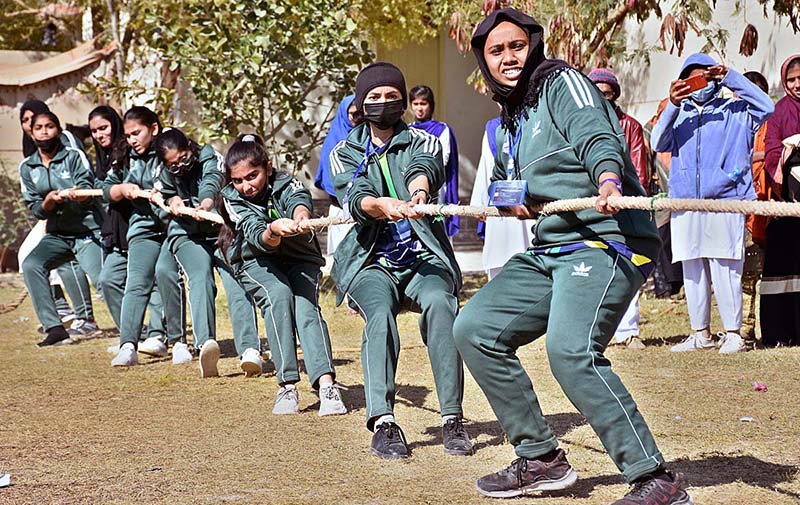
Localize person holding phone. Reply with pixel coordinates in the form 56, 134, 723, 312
651, 53, 774, 354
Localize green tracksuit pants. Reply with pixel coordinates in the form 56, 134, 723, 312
346, 257, 464, 430
55, 261, 94, 320
99, 249, 166, 339
214, 250, 260, 357
453, 248, 664, 483
168, 235, 260, 352
119, 235, 185, 347
22, 233, 103, 332
235, 257, 334, 388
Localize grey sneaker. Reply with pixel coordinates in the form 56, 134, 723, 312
68, 319, 101, 337
476, 449, 577, 498
273, 384, 300, 415
318, 383, 347, 416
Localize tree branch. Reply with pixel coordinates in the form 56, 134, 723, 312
587, 2, 632, 56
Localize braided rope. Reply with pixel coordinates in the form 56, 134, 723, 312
0, 289, 28, 315
54, 190, 800, 229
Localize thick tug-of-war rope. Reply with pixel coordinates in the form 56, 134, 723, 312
57, 189, 224, 224
57, 190, 800, 230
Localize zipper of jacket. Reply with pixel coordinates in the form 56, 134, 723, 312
695, 105, 703, 198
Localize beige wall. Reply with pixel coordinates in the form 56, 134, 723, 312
377, 34, 499, 202
0, 50, 105, 174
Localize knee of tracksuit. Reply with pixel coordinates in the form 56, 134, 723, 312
21, 254, 47, 275
419, 292, 457, 319
545, 337, 593, 383
452, 310, 480, 354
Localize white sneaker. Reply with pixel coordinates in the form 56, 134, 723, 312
272, 384, 300, 415
718, 332, 746, 354
111, 343, 138, 367
318, 383, 348, 416
171, 342, 193, 365
240, 348, 263, 377
138, 336, 168, 357
199, 340, 220, 378
670, 332, 715, 352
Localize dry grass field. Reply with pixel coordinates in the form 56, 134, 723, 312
1, 273, 799, 504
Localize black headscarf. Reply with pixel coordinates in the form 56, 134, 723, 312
20, 100, 50, 157
88, 105, 124, 180
471, 8, 569, 130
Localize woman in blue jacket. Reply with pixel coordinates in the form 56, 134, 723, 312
652, 53, 773, 354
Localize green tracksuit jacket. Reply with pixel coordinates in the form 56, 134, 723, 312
329, 121, 461, 304
492, 68, 660, 259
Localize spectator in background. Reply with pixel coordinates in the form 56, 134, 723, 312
652, 53, 774, 354
408, 85, 460, 237
589, 68, 648, 349
741, 71, 771, 343
588, 69, 650, 194
760, 54, 800, 347
314, 94, 356, 254
645, 98, 684, 299
469, 117, 535, 280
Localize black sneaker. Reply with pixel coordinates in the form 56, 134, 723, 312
476, 449, 577, 498
442, 417, 473, 456
370, 422, 410, 460
611, 471, 693, 505
36, 326, 73, 347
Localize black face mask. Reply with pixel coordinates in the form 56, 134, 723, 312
35, 136, 61, 154
363, 100, 405, 130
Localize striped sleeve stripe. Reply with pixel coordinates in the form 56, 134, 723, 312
409, 128, 440, 156
214, 150, 224, 172
561, 71, 587, 109
562, 70, 596, 109
222, 198, 241, 223
330, 142, 346, 176
68, 147, 92, 174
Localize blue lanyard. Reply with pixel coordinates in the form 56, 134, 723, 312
506, 126, 522, 180
344, 139, 376, 204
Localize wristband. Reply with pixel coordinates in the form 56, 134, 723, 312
599, 178, 623, 194
411, 188, 429, 201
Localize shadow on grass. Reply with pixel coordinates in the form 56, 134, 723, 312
410, 412, 587, 454
540, 453, 800, 500
641, 334, 690, 347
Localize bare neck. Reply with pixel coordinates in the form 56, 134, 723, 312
369, 123, 394, 148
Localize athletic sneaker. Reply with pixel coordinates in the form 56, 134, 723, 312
111, 343, 139, 367
610, 471, 693, 504
273, 384, 300, 415
67, 319, 101, 337
58, 308, 76, 323
318, 383, 348, 416
475, 449, 578, 498
443, 417, 473, 456
240, 348, 263, 377
371, 422, 410, 459
670, 332, 714, 352
172, 342, 193, 365
138, 336, 168, 357
36, 326, 73, 347
717, 332, 746, 354
198, 340, 220, 378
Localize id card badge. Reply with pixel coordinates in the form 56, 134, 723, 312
488, 180, 528, 207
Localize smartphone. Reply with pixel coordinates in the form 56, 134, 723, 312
683, 74, 708, 92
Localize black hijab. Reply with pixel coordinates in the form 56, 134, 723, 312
88, 105, 124, 180
20, 100, 51, 157
471, 8, 569, 130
